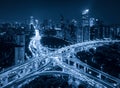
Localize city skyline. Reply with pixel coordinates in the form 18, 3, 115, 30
0, 0, 120, 24
0, 0, 120, 88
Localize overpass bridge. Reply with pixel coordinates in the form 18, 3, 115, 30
0, 39, 120, 88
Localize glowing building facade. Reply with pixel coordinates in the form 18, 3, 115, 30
15, 32, 25, 65
81, 9, 90, 42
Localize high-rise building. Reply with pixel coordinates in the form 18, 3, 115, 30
81, 9, 90, 42
82, 9, 89, 27
90, 19, 104, 40
109, 25, 120, 39
69, 19, 77, 43
34, 19, 40, 30
90, 18, 95, 27
90, 18, 104, 40
30, 16, 34, 25
102, 26, 110, 39
29, 16, 35, 30
90, 26, 98, 40
15, 31, 25, 65
60, 15, 66, 40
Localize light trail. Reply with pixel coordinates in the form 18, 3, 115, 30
28, 25, 48, 58
26, 25, 120, 88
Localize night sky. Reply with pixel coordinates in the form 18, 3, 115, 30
0, 0, 120, 24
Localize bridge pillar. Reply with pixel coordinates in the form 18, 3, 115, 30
74, 79, 80, 88
97, 73, 101, 79
25, 66, 30, 75
52, 61, 56, 67
62, 68, 65, 72
84, 66, 86, 72
62, 68, 68, 73
23, 68, 26, 76
17, 72, 21, 78
116, 83, 120, 88
74, 62, 77, 68
68, 76, 73, 85
17, 68, 26, 78
83, 66, 87, 73
34, 61, 39, 70
68, 59, 70, 65
20, 68, 26, 77
2, 77, 8, 87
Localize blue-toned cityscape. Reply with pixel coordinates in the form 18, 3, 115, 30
0, 2, 120, 88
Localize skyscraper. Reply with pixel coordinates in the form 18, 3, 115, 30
81, 9, 90, 42
30, 16, 34, 25
15, 31, 25, 65
90, 18, 95, 27
29, 16, 35, 30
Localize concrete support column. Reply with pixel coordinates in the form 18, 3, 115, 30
17, 72, 21, 78
84, 66, 86, 72
34, 61, 38, 70
62, 68, 65, 72
117, 83, 120, 88
25, 67, 28, 75
98, 73, 101, 79
26, 67, 31, 74
74, 62, 77, 68
60, 57, 62, 62
2, 77, 8, 86
52, 60, 56, 67
18, 69, 25, 78
22, 69, 26, 76
68, 59, 70, 65
62, 68, 68, 72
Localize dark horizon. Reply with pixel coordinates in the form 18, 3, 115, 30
0, 0, 120, 25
